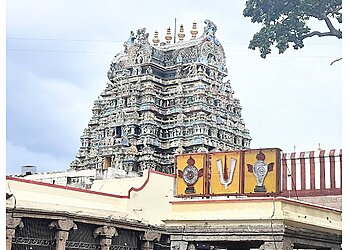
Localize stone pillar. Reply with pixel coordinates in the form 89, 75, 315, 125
171, 241, 189, 250
141, 231, 161, 250
6, 228, 16, 250
93, 225, 117, 250
6, 214, 23, 250
49, 219, 77, 250
259, 240, 294, 250
55, 231, 70, 250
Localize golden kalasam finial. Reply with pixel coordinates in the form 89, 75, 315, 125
178, 24, 185, 41
165, 27, 172, 44
152, 30, 160, 46
190, 21, 198, 39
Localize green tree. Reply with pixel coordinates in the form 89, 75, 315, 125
243, 0, 342, 58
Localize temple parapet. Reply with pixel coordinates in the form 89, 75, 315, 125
108, 19, 228, 83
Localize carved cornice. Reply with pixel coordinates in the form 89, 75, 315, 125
94, 225, 118, 239
6, 214, 23, 229
48, 219, 78, 231
142, 231, 161, 242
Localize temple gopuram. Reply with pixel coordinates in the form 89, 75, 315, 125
6, 20, 342, 250
70, 20, 251, 178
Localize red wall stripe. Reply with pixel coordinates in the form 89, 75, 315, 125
300, 152, 306, 190
6, 176, 129, 199
280, 149, 342, 197
329, 149, 336, 189
291, 152, 296, 191
309, 151, 315, 190
6, 169, 174, 199
282, 153, 288, 191
319, 150, 326, 189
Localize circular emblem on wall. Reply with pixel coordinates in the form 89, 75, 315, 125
183, 165, 199, 186
177, 156, 204, 195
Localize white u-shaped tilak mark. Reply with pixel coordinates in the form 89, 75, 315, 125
216, 158, 237, 189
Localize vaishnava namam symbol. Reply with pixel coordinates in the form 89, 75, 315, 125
247, 151, 274, 192
216, 155, 236, 189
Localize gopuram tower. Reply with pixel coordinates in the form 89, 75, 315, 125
70, 20, 251, 178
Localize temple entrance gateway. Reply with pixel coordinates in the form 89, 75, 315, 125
70, 19, 251, 178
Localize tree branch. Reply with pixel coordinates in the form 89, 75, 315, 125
322, 15, 342, 38
298, 14, 342, 40
299, 31, 336, 39
330, 57, 342, 65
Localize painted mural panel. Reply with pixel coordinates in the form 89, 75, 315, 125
209, 151, 241, 195
243, 148, 281, 193
175, 153, 206, 196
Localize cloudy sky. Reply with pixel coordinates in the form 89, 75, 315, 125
5, 0, 343, 175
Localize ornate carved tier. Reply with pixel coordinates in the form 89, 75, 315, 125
71, 19, 251, 178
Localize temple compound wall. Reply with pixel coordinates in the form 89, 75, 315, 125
15, 148, 342, 210
6, 168, 342, 250
6, 169, 173, 250
280, 149, 342, 210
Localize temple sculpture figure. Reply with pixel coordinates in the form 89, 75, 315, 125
70, 20, 251, 178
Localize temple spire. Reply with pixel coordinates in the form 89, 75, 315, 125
72, 19, 252, 176
165, 27, 172, 44
152, 30, 160, 46
190, 21, 198, 39
178, 24, 185, 41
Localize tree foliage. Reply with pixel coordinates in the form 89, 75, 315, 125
243, 0, 342, 58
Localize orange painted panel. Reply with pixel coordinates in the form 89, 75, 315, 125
209, 151, 241, 195
243, 148, 281, 194
175, 153, 206, 196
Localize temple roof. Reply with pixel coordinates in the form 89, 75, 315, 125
107, 19, 228, 82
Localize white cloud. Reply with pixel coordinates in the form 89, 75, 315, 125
6, 64, 92, 171
6, 140, 71, 175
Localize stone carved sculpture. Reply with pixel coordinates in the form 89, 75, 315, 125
93, 226, 117, 238
123, 31, 136, 53
203, 19, 220, 45
71, 20, 251, 177
94, 226, 117, 250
